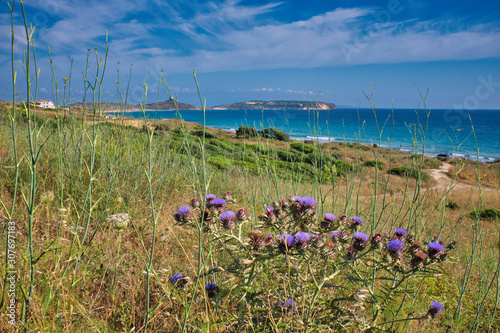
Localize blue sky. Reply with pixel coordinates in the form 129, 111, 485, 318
1, 0, 500, 108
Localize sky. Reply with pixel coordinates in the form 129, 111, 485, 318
1, 0, 500, 109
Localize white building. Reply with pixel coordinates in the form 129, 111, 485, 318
36, 100, 55, 109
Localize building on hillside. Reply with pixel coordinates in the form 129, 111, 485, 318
36, 100, 55, 109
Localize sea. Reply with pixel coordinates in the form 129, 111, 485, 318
115, 108, 500, 162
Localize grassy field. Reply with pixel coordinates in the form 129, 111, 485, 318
1, 98, 499, 332
1, 3, 500, 331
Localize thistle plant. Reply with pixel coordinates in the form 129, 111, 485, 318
173, 192, 455, 330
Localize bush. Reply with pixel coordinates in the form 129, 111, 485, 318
446, 201, 459, 210
363, 160, 385, 170
236, 126, 258, 138
392, 167, 429, 181
257, 127, 290, 141
469, 209, 500, 219
331, 152, 343, 160
192, 129, 218, 139
389, 166, 417, 178
290, 142, 315, 154
155, 123, 170, 132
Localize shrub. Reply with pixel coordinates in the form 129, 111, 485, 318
236, 126, 258, 138
363, 160, 385, 170
192, 129, 218, 139
446, 201, 459, 210
155, 123, 170, 132
331, 152, 343, 160
290, 142, 315, 154
389, 166, 419, 178
469, 209, 500, 219
257, 127, 290, 141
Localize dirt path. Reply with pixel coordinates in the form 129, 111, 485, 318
427, 162, 496, 193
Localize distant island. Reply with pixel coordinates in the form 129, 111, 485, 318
71, 97, 336, 112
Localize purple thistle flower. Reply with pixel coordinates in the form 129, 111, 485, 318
300, 196, 317, 210
394, 228, 408, 241
279, 298, 297, 312
427, 242, 445, 258
294, 232, 312, 249
262, 206, 277, 223
219, 211, 236, 229
387, 239, 404, 258
350, 216, 363, 227
279, 233, 295, 252
224, 191, 236, 203
190, 198, 201, 208
210, 198, 227, 211
321, 213, 337, 229
428, 301, 444, 318
169, 273, 188, 288
205, 194, 217, 204
330, 231, 340, 239
352, 232, 369, 251
324, 213, 336, 222
236, 208, 248, 221
205, 283, 218, 298
292, 196, 302, 202
174, 206, 191, 223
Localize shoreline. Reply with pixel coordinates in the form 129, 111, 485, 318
103, 114, 499, 164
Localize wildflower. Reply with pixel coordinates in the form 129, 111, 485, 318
427, 242, 445, 259
262, 206, 277, 223
219, 211, 236, 229
279, 298, 296, 312
370, 233, 383, 248
190, 198, 201, 208
410, 252, 427, 268
205, 194, 217, 204
107, 213, 130, 231
339, 214, 347, 223
174, 206, 191, 223
321, 213, 337, 229
169, 273, 189, 288
236, 208, 249, 222
224, 191, 236, 203
352, 232, 369, 251
350, 216, 363, 228
330, 231, 340, 239
279, 233, 295, 252
394, 228, 408, 241
300, 196, 316, 210
294, 232, 312, 250
386, 239, 404, 258
427, 301, 444, 318
210, 198, 227, 211
205, 283, 218, 298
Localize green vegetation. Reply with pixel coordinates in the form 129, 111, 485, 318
363, 160, 385, 170
469, 208, 500, 219
236, 125, 258, 138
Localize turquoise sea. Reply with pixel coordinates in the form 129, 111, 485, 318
117, 108, 500, 162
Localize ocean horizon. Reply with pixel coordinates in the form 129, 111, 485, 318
114, 108, 500, 162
